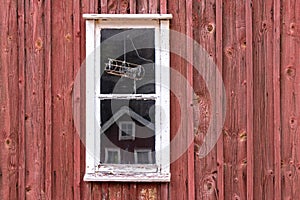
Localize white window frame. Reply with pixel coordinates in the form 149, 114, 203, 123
119, 121, 135, 140
134, 148, 153, 164
83, 14, 172, 182
105, 148, 121, 164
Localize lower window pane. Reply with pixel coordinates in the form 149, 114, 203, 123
100, 99, 156, 164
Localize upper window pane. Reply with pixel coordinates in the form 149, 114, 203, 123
100, 29, 155, 94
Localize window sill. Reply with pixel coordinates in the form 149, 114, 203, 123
84, 172, 171, 182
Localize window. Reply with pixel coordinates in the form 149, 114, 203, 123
134, 149, 153, 164
105, 148, 121, 164
119, 121, 135, 140
83, 14, 172, 182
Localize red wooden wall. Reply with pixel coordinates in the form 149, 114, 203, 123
0, 0, 299, 199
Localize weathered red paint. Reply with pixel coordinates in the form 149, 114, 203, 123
0, 0, 299, 199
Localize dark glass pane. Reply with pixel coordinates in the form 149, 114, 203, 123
137, 151, 151, 164
100, 99, 155, 164
106, 151, 119, 164
100, 29, 155, 94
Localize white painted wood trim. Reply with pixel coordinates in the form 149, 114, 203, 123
96, 20, 158, 28
83, 14, 172, 20
160, 20, 171, 174
94, 22, 101, 167
84, 173, 170, 182
85, 20, 96, 173
96, 164, 157, 173
154, 25, 162, 170
85, 16, 171, 182
97, 94, 158, 100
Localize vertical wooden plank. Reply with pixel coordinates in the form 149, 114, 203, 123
252, 0, 276, 199
130, 183, 137, 199
137, 184, 158, 200
108, 0, 119, 14
235, 0, 247, 199
0, 0, 19, 199
149, 0, 158, 14
160, 184, 168, 200
108, 183, 122, 199
273, 0, 281, 199
120, 0, 130, 14
91, 184, 102, 199
80, 0, 90, 199
186, 0, 195, 199
160, 0, 167, 14
121, 184, 130, 200
245, 0, 254, 199
192, 0, 218, 199
130, 0, 136, 14
17, 0, 26, 198
45, 0, 53, 199
216, 0, 224, 199
73, 0, 81, 199
281, 0, 300, 199
168, 0, 188, 199
101, 0, 108, 13
81, 0, 98, 199
222, 0, 247, 199
52, 0, 74, 199
137, 0, 148, 14
24, 0, 46, 199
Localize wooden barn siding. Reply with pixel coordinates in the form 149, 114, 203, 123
0, 0, 299, 199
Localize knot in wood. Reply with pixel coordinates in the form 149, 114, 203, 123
206, 23, 215, 33
5, 138, 11, 147
35, 38, 43, 51
225, 47, 234, 58
233, 194, 241, 200
289, 116, 297, 129
285, 66, 296, 79
290, 23, 296, 34
65, 33, 72, 42
240, 39, 247, 49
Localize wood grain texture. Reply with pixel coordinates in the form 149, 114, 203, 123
101, 0, 108, 13
160, 0, 167, 14
281, 0, 300, 199
108, 0, 119, 14
120, 0, 130, 14
52, 0, 74, 199
246, 0, 254, 199
137, 0, 148, 14
130, 0, 137, 14
149, 0, 158, 14
81, 0, 98, 199
192, 0, 218, 199
17, 0, 26, 199
24, 0, 46, 199
45, 0, 53, 199
73, 0, 81, 199
186, 0, 195, 199
0, 0, 19, 199
216, 0, 224, 199
273, 0, 281, 199
168, 0, 189, 199
252, 0, 277, 198
222, 0, 247, 199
